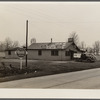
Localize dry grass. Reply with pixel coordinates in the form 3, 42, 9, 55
0, 59, 100, 82
26, 61, 100, 74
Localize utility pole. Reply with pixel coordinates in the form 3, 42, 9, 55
26, 20, 28, 68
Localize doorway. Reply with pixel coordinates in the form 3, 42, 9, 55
70, 50, 77, 60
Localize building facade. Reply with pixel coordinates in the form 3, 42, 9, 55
5, 39, 82, 61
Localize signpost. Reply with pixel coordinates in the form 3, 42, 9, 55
26, 20, 28, 68
15, 48, 27, 70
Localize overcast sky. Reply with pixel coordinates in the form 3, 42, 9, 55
0, 2, 100, 47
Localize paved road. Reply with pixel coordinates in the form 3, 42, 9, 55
0, 68, 100, 89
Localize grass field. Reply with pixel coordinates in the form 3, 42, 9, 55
0, 59, 100, 78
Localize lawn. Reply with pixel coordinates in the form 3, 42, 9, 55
0, 59, 100, 82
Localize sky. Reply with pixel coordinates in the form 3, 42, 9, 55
0, 2, 100, 47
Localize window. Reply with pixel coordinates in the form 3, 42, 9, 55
38, 50, 42, 56
51, 50, 59, 56
8, 51, 11, 55
65, 51, 70, 56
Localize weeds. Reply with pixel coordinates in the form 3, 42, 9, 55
0, 61, 100, 78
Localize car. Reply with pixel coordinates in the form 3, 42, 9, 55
74, 53, 96, 62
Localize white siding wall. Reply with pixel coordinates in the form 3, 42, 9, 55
61, 50, 71, 60
27, 50, 70, 61
5, 51, 18, 59
0, 52, 5, 58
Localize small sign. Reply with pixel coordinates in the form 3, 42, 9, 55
15, 47, 27, 70
74, 53, 81, 58
15, 48, 26, 58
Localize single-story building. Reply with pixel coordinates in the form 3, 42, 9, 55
5, 47, 20, 59
5, 38, 83, 61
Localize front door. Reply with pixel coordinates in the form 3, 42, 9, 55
70, 50, 77, 60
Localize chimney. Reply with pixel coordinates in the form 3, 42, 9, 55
68, 38, 73, 43
51, 38, 52, 43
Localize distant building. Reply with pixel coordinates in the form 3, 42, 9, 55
5, 38, 83, 61
5, 47, 20, 59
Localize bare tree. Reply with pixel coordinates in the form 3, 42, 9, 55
30, 38, 36, 44
69, 31, 79, 45
0, 37, 20, 50
0, 41, 5, 51
79, 41, 86, 50
4, 37, 13, 50
86, 46, 93, 53
0, 37, 20, 51
12, 41, 20, 48
93, 41, 100, 55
